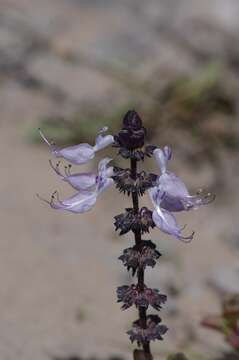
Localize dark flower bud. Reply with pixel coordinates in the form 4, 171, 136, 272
117, 284, 167, 311
116, 110, 146, 150
123, 110, 143, 130
127, 315, 168, 345
114, 207, 155, 236
119, 240, 161, 275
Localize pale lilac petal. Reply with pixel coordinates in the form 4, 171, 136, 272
95, 157, 114, 193
94, 134, 114, 151
39, 128, 95, 164
50, 190, 97, 213
148, 186, 165, 208
153, 147, 170, 174
63, 173, 96, 190
158, 172, 189, 211
105, 166, 114, 178
163, 146, 172, 160
152, 207, 177, 235
49, 160, 96, 190
55, 143, 95, 164
98, 157, 113, 175
152, 207, 194, 242
158, 172, 215, 212
159, 172, 189, 197
39, 127, 113, 165
160, 195, 186, 212
97, 177, 114, 194
148, 187, 194, 241
94, 127, 114, 151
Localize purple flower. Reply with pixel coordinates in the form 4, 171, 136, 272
49, 157, 114, 191
38, 158, 114, 213
39, 127, 114, 165
147, 146, 214, 241
49, 161, 97, 191
153, 147, 214, 212
149, 187, 194, 242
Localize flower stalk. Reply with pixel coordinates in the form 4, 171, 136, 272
38, 109, 214, 360
130, 156, 151, 356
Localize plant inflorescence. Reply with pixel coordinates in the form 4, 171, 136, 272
39, 110, 214, 359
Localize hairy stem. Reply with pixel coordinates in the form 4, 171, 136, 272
130, 157, 151, 356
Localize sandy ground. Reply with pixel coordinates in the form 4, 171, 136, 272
1, 1, 239, 360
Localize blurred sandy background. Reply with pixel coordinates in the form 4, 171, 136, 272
1, 1, 239, 359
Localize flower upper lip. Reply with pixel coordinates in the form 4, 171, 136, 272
39, 127, 114, 165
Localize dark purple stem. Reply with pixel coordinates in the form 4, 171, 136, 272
131, 157, 151, 356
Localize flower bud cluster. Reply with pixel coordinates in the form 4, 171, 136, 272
127, 315, 168, 345
114, 208, 155, 236
117, 284, 167, 311
118, 240, 161, 275
113, 168, 157, 196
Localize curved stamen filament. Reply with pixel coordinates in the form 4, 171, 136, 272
64, 164, 72, 177
49, 160, 64, 178
36, 190, 58, 206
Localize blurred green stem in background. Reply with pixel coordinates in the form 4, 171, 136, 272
167, 354, 189, 360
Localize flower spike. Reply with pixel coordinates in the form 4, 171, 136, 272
38, 111, 214, 359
